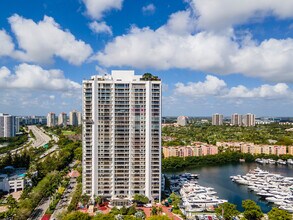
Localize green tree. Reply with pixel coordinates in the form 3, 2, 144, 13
62, 211, 91, 220
151, 207, 158, 216
169, 192, 180, 209
157, 207, 163, 215
110, 206, 121, 215
95, 196, 102, 205
80, 194, 90, 206
120, 206, 128, 215
242, 200, 263, 220
133, 194, 149, 204
127, 205, 137, 215
94, 213, 115, 220
6, 195, 17, 209
215, 202, 240, 220
268, 207, 291, 220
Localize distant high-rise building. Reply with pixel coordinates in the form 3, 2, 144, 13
69, 110, 79, 126
58, 112, 67, 126
15, 117, 20, 134
47, 112, 56, 127
77, 111, 82, 125
242, 113, 256, 127
212, 113, 223, 126
82, 70, 161, 205
177, 116, 189, 126
0, 113, 17, 137
231, 113, 242, 126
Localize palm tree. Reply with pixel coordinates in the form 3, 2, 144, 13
158, 206, 163, 215
151, 206, 158, 216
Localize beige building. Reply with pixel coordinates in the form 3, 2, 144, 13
212, 113, 223, 126
69, 110, 79, 126
231, 113, 242, 126
58, 112, 67, 127
47, 112, 56, 127
242, 113, 256, 127
177, 116, 189, 126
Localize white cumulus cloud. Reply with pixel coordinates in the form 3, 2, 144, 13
226, 83, 290, 99
174, 75, 291, 99
191, 0, 293, 30
142, 4, 156, 15
175, 75, 227, 96
95, 2, 293, 82
0, 63, 81, 91
8, 14, 92, 65
89, 21, 112, 35
0, 30, 14, 57
82, 0, 123, 20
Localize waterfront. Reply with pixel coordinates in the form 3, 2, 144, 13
165, 163, 293, 213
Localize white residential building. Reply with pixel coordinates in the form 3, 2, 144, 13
82, 71, 161, 206
0, 113, 17, 137
242, 113, 256, 127
177, 116, 189, 126
47, 112, 56, 127
212, 113, 223, 126
58, 112, 67, 126
231, 113, 242, 126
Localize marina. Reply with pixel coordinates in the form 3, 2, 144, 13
165, 163, 293, 213
167, 173, 225, 219
231, 167, 293, 213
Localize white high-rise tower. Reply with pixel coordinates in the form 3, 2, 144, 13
82, 71, 161, 206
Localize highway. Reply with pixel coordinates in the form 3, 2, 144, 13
28, 125, 51, 148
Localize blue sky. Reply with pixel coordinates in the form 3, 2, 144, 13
1, 0, 293, 117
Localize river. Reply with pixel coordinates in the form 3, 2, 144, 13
165, 163, 293, 213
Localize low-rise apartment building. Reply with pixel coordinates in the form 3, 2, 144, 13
288, 146, 293, 155
0, 166, 27, 193
163, 142, 290, 158
163, 145, 218, 158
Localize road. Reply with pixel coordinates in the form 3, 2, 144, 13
28, 197, 51, 220
28, 125, 51, 148
50, 175, 78, 220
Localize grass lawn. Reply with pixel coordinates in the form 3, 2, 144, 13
62, 131, 76, 135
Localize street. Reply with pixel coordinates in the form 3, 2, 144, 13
28, 197, 51, 220
50, 176, 78, 219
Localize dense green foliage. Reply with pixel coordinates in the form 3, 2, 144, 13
162, 124, 293, 145
44, 125, 82, 136
133, 194, 149, 204
0, 134, 28, 154
162, 152, 255, 170
68, 183, 82, 211
242, 200, 263, 220
14, 171, 62, 220
62, 211, 91, 220
215, 202, 240, 220
268, 207, 291, 220
36, 137, 81, 179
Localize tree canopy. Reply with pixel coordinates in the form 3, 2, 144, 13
268, 207, 292, 220
215, 202, 240, 220
242, 200, 263, 220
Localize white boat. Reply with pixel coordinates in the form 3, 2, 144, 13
277, 159, 287, 165
279, 205, 293, 213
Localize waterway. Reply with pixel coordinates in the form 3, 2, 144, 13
165, 163, 293, 213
